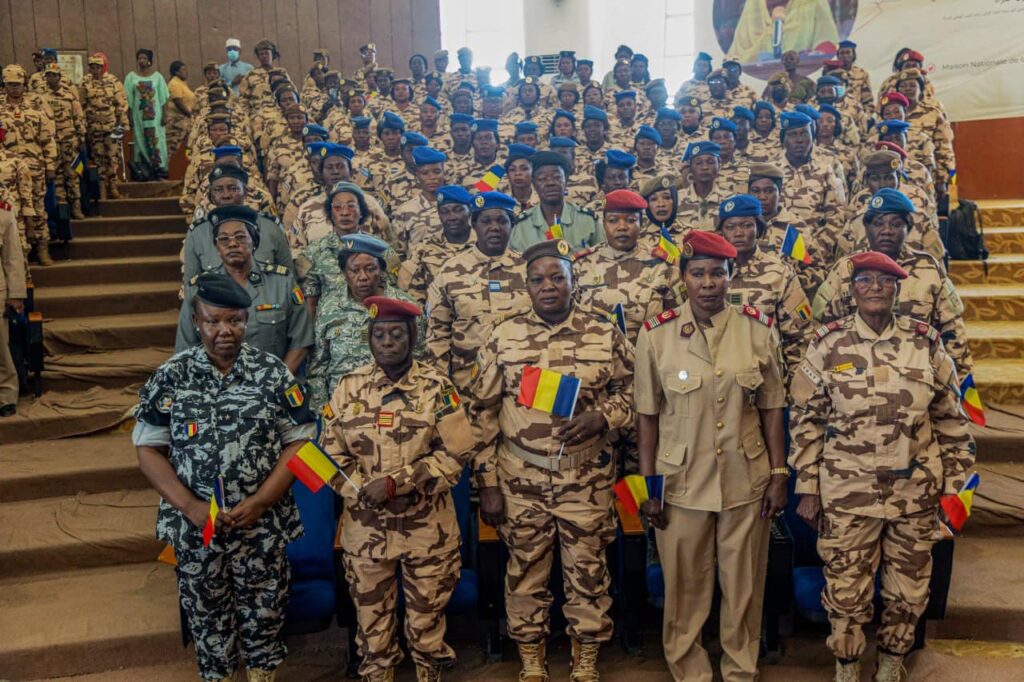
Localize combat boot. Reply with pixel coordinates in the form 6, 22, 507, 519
107, 182, 123, 199
246, 669, 276, 682
71, 204, 86, 220
569, 639, 601, 682
874, 651, 905, 682
834, 659, 860, 682
35, 241, 53, 266
415, 663, 442, 682
364, 669, 395, 682
517, 641, 549, 682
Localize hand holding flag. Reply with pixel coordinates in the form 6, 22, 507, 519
201, 477, 225, 547
960, 373, 985, 426
940, 472, 980, 536
287, 440, 360, 494
613, 474, 666, 516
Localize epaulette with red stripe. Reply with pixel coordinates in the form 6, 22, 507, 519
915, 321, 939, 341
742, 304, 774, 327
573, 245, 599, 260
814, 320, 842, 341
643, 307, 679, 330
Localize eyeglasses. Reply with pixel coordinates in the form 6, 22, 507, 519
852, 274, 899, 288
215, 233, 251, 246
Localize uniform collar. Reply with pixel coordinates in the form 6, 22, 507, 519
527, 304, 579, 334
854, 312, 896, 341
369, 358, 422, 393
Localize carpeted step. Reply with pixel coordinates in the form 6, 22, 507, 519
977, 199, 1024, 228
0, 432, 147, 502
30, 255, 182, 288
0, 387, 137, 444
116, 180, 183, 198
967, 321, 1024, 360
43, 310, 179, 354
969, 462, 1024, 537
958, 284, 1024, 322
0, 562, 185, 679
34, 281, 180, 318
65, 214, 186, 237
0, 489, 162, 578
42, 347, 172, 393
951, 255, 1024, 285
974, 360, 1024, 403
983, 226, 1024, 255
96, 197, 182, 218
56, 233, 183, 260
972, 404, 1024, 463
928, 535, 1024, 643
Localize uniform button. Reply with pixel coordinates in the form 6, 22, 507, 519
716, 421, 724, 429
716, 397, 724, 403
716, 448, 723, 455
756, 441, 763, 447
715, 369, 723, 377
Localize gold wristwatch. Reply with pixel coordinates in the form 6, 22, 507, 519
769, 467, 790, 478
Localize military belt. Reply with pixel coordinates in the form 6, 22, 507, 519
505, 438, 604, 472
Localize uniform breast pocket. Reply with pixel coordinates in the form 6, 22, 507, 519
170, 405, 208, 449
399, 407, 437, 465
238, 401, 277, 450
663, 375, 702, 417
255, 307, 286, 327
735, 369, 764, 406
828, 374, 870, 418
574, 346, 612, 390
896, 365, 936, 416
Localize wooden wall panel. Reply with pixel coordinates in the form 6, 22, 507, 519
316, 0, 342, 69
9, 0, 38, 72
369, 0, 394, 70
32, 0, 62, 51
953, 119, 1024, 200
58, 0, 88, 49
132, 0, 159, 56
272, 0, 301, 79
340, 0, 373, 76
154, 0, 182, 71
174, 0, 202, 78
0, 2, 15, 66
390, 0, 414, 74
296, 0, 322, 75
115, 0, 137, 78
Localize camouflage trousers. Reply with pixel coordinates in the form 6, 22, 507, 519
343, 548, 460, 677
498, 451, 617, 644
54, 141, 82, 204
175, 542, 291, 681
818, 511, 940, 659
87, 131, 124, 191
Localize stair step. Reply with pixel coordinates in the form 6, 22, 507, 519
974, 360, 1024, 403
43, 309, 179, 354
34, 281, 180, 318
65, 214, 186, 237
97, 197, 182, 218
116, 180, 183, 198
958, 284, 1024, 322
0, 387, 137, 445
0, 563, 184, 679
43, 347, 172, 392
0, 433, 148, 502
951, 255, 1024, 285
977, 199, 1024, 228
51, 233, 184, 260
982, 226, 1024, 255
30, 255, 182, 288
967, 321, 1024, 359
971, 404, 1024, 463
0, 490, 162, 578
969, 462, 1024, 536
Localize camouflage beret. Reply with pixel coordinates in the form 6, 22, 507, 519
639, 174, 677, 197
522, 238, 573, 265
862, 150, 903, 174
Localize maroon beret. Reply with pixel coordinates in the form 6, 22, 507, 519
850, 251, 909, 279
364, 296, 422, 321
682, 230, 738, 260
603, 189, 647, 213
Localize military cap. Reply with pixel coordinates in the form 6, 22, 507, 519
377, 111, 406, 133
551, 108, 576, 124
645, 78, 667, 92
558, 50, 576, 59
901, 49, 925, 63
457, 47, 472, 56
346, 88, 366, 99
194, 272, 253, 309
605, 149, 636, 169
209, 164, 249, 185
212, 145, 243, 159
2, 65, 26, 83
306, 141, 329, 157
400, 131, 429, 147
632, 53, 649, 65
838, 40, 857, 49
767, 71, 790, 86
87, 55, 104, 66
375, 67, 395, 76
822, 58, 845, 70
849, 251, 909, 279
411, 146, 446, 166
392, 77, 412, 86
793, 105, 821, 123
748, 162, 784, 183
695, 52, 713, 63
677, 96, 701, 109
478, 84, 503, 99
604, 189, 646, 213
753, 101, 776, 119
351, 116, 372, 130
879, 91, 910, 109
706, 69, 726, 83
862, 150, 903, 174
41, 47, 58, 58
722, 55, 741, 66
313, 47, 330, 59
583, 105, 608, 124
365, 295, 422, 321
710, 116, 737, 134
875, 141, 908, 160
613, 90, 637, 102
683, 141, 720, 161
557, 81, 579, 95
817, 104, 843, 136
43, 63, 61, 75
421, 96, 443, 111
319, 142, 355, 161
514, 121, 539, 134
471, 191, 517, 214
339, 233, 391, 262
327, 181, 369, 219
301, 123, 328, 138
865, 187, 916, 216
470, 118, 499, 135
210, 204, 259, 230
635, 125, 663, 146
523, 238, 574, 265
578, 59, 594, 67
718, 194, 762, 222
436, 185, 473, 206
732, 106, 755, 122
548, 136, 578, 149
450, 113, 474, 126
524, 56, 543, 66
425, 71, 445, 84
253, 39, 278, 55
453, 81, 476, 94
639, 174, 677, 197
656, 107, 682, 122
531, 150, 572, 175
282, 103, 307, 118
433, 49, 448, 59
203, 61, 220, 72
897, 68, 925, 84
506, 143, 537, 165
360, 43, 377, 54
780, 111, 812, 130
817, 75, 842, 88
268, 67, 289, 78
682, 230, 737, 260
521, 75, 541, 87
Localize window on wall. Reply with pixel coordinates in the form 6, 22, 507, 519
440, 0, 526, 83
663, 0, 697, 92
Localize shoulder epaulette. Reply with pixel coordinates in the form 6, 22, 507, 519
262, 262, 290, 275
578, 206, 597, 219
914, 320, 939, 342
742, 304, 774, 327
814, 320, 843, 341
643, 307, 679, 331
574, 245, 599, 260
513, 211, 531, 224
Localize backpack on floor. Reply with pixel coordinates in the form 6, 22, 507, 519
943, 197, 989, 262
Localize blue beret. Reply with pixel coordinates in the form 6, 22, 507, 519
338, 233, 391, 261
876, 119, 910, 135
635, 125, 663, 146
683, 141, 721, 161
320, 142, 355, 161
471, 118, 499, 135
696, 52, 713, 63
436, 185, 473, 206
41, 48, 58, 58
549, 136, 578, 149
552, 109, 576, 124
559, 50, 576, 59
818, 104, 843, 136
578, 59, 593, 67
514, 121, 538, 134
632, 54, 648, 65
306, 141, 329, 156
753, 101, 776, 119
709, 117, 737, 134
471, 191, 517, 214
193, 272, 252, 309
422, 96, 443, 110
865, 188, 916, 217
614, 90, 637, 102
212, 145, 242, 159
793, 104, 821, 120
732, 106, 755, 122
718, 194, 762, 221
838, 40, 857, 49
301, 123, 328, 138
655, 106, 681, 122
506, 143, 537, 165
378, 111, 406, 132
481, 85, 506, 98
817, 75, 842, 87
780, 111, 812, 130
400, 131, 429, 147
583, 105, 608, 123
450, 113, 474, 126
605, 150, 637, 169
411, 146, 447, 166
351, 116, 372, 129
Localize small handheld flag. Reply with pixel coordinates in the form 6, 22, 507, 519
960, 374, 985, 426
948, 169, 959, 209
781, 225, 811, 264
201, 477, 225, 547
613, 478, 640, 515
545, 217, 563, 241
652, 226, 681, 264
614, 474, 665, 516
612, 302, 626, 334
71, 152, 85, 177
517, 366, 581, 418
287, 440, 352, 493
474, 165, 506, 192
940, 472, 980, 534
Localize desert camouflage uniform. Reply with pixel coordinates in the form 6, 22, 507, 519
844, 64, 875, 117
42, 82, 86, 206
365, 149, 417, 212
744, 133, 780, 164
0, 96, 56, 248
391, 191, 444, 259
321, 359, 475, 678
468, 303, 635, 644
776, 149, 848, 261
835, 188, 942, 263
237, 66, 282, 115
607, 119, 640, 149
674, 79, 710, 103
759, 209, 828, 293
454, 153, 509, 193
132, 344, 315, 681
675, 181, 730, 232
510, 201, 604, 252
499, 107, 550, 143
906, 101, 955, 179
0, 149, 38, 254
812, 245, 973, 378
181, 212, 293, 281
191, 178, 275, 223
789, 313, 974, 659
180, 138, 265, 217
264, 134, 307, 214
79, 73, 129, 194
397, 235, 475, 305
276, 155, 317, 219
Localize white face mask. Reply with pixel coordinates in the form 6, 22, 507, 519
227, 49, 240, 61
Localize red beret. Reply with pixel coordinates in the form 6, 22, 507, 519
879, 91, 909, 108
603, 189, 647, 213
903, 49, 924, 63
850, 251, 909, 279
822, 59, 844, 69
364, 296, 422, 321
682, 230, 738, 260
874, 140, 908, 160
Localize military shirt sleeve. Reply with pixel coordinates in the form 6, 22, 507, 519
927, 340, 976, 495
274, 367, 316, 446
467, 336, 504, 489
267, 220, 295, 274
778, 268, 813, 374
633, 327, 663, 416
319, 384, 363, 502
811, 261, 848, 324
788, 338, 830, 495
286, 281, 315, 351
174, 293, 198, 352
933, 275, 973, 378
132, 361, 176, 446
594, 327, 636, 430
757, 326, 788, 409
424, 276, 454, 373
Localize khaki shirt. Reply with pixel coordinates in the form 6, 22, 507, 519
397, 235, 475, 305
634, 303, 786, 512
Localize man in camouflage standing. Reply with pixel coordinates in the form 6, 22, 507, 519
42, 63, 87, 219
397, 185, 476, 305
133, 272, 315, 682
0, 121, 39, 257
469, 238, 635, 682
80, 54, 129, 200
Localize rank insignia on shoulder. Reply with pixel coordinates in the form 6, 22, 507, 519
742, 305, 774, 327
680, 321, 695, 338
291, 287, 305, 304
284, 383, 305, 407
263, 263, 289, 275
915, 322, 938, 341
574, 245, 598, 259
815, 321, 842, 340
643, 307, 678, 330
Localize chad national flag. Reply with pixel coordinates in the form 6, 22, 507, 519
287, 440, 341, 493
546, 219, 563, 241
517, 366, 581, 418
651, 226, 681, 264
71, 152, 85, 176
781, 225, 811, 264
960, 373, 985, 426
941, 471, 980, 532
474, 165, 506, 192
201, 477, 225, 547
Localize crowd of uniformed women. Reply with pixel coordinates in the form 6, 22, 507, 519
127, 36, 974, 682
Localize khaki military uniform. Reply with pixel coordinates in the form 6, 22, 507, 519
843, 64, 875, 116
42, 84, 86, 207
607, 118, 640, 149
906, 101, 955, 180
287, 192, 391, 279
0, 97, 57, 248
276, 155, 317, 220
264, 135, 307, 214
180, 137, 264, 217
634, 302, 786, 681
365, 149, 416, 213
759, 209, 828, 294
676, 182, 730, 232
510, 201, 604, 252
836, 188, 942, 263
79, 73, 129, 194
674, 79, 710, 104
0, 149, 38, 254
191, 178, 275, 223
454, 153, 509, 193
468, 304, 635, 644
397, 235, 475, 305
744, 133, 780, 164
499, 107, 550, 144
789, 313, 974, 659
776, 149, 848, 258
391, 191, 444, 259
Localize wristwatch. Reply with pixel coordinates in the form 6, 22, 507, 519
769, 467, 790, 478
